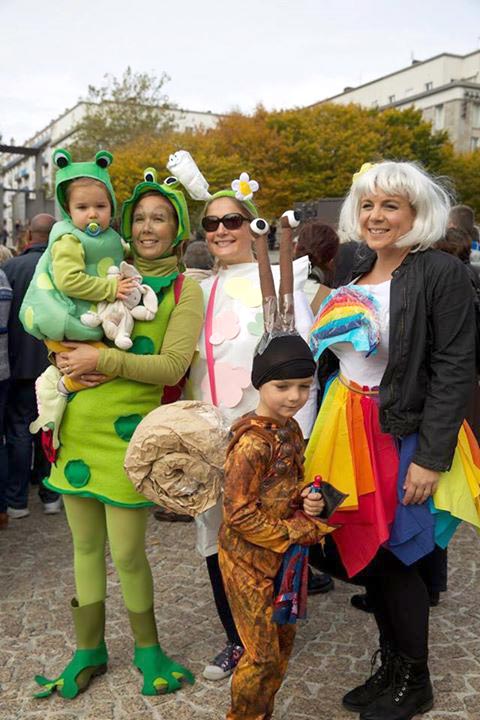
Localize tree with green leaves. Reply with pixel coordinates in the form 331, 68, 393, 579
69, 67, 175, 158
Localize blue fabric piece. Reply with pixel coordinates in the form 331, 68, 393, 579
273, 544, 309, 625
429, 501, 462, 548
310, 314, 378, 361
387, 434, 436, 565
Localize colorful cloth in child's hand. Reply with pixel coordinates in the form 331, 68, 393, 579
272, 541, 309, 625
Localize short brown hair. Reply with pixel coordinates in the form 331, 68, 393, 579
436, 227, 471, 263
295, 222, 339, 269
449, 205, 475, 234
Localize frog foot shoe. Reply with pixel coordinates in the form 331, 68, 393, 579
34, 599, 108, 699
128, 607, 195, 695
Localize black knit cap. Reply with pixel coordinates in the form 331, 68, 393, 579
251, 335, 316, 389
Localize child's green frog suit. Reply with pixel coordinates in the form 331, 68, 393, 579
20, 149, 124, 341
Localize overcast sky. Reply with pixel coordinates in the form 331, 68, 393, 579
1, 0, 479, 145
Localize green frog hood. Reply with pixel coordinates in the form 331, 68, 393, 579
53, 148, 117, 220
121, 167, 190, 247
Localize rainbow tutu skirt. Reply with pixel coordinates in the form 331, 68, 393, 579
304, 375, 480, 578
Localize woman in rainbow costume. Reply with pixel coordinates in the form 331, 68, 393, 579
305, 161, 480, 720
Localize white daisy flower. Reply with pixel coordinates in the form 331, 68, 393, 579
231, 172, 259, 201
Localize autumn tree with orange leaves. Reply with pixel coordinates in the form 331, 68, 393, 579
109, 103, 455, 227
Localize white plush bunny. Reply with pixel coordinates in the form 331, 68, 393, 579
80, 261, 158, 350
166, 150, 212, 200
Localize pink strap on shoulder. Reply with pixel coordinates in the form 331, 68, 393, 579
174, 273, 185, 303
205, 276, 220, 406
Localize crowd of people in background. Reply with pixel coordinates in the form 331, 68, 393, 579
2, 153, 480, 720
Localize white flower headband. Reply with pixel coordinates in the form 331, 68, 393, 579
231, 172, 259, 202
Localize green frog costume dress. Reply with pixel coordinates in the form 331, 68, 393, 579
35, 169, 204, 700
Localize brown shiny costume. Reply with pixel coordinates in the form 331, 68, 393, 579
218, 413, 332, 720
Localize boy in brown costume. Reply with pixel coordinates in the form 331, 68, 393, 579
218, 215, 334, 720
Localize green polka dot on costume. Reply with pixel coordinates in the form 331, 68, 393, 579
36, 272, 54, 290
247, 312, 264, 336
129, 336, 155, 355
65, 459, 91, 488
114, 414, 143, 441
24, 306, 34, 330
97, 257, 115, 277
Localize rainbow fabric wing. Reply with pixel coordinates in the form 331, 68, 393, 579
309, 286, 381, 361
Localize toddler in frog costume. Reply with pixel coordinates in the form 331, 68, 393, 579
20, 149, 137, 446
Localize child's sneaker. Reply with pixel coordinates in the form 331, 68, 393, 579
202, 642, 243, 681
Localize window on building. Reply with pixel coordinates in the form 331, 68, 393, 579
371, 100, 379, 108
425, 82, 433, 91
405, 87, 414, 96
471, 136, 480, 151
388, 94, 396, 103
472, 104, 480, 128
434, 105, 444, 130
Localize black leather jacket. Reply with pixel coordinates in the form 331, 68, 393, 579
319, 247, 475, 472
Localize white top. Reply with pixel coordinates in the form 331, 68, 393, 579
187, 256, 318, 437
333, 280, 391, 388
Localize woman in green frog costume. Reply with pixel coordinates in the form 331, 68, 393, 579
35, 169, 204, 699
20, 148, 140, 446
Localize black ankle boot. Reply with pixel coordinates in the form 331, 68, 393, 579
359, 654, 433, 720
342, 643, 394, 712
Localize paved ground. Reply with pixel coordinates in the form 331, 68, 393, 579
1, 491, 479, 720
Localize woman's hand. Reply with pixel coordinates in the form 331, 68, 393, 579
403, 462, 439, 505
56, 341, 101, 379
74, 372, 110, 388
301, 486, 325, 517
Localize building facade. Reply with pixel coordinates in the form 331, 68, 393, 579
313, 50, 480, 154
1, 102, 221, 243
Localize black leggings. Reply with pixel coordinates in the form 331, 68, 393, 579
310, 538, 429, 660
206, 553, 242, 646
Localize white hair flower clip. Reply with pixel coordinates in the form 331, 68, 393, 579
231, 172, 259, 201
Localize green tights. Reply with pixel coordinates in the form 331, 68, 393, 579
63, 495, 153, 613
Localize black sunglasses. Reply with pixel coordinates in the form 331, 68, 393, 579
202, 213, 251, 232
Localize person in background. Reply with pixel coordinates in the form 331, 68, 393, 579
183, 239, 214, 283
267, 221, 277, 251
448, 204, 476, 234
448, 204, 480, 274
331, 240, 363, 288
436, 225, 480, 442
2, 214, 61, 518
294, 221, 340, 303
1, 222, 8, 246
0, 265, 12, 529
0, 246, 13, 265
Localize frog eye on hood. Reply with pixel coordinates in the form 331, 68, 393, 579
95, 151, 113, 169
53, 149, 72, 169
164, 176, 178, 187
144, 167, 157, 183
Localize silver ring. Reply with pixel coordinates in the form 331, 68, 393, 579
66, 366, 71, 374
